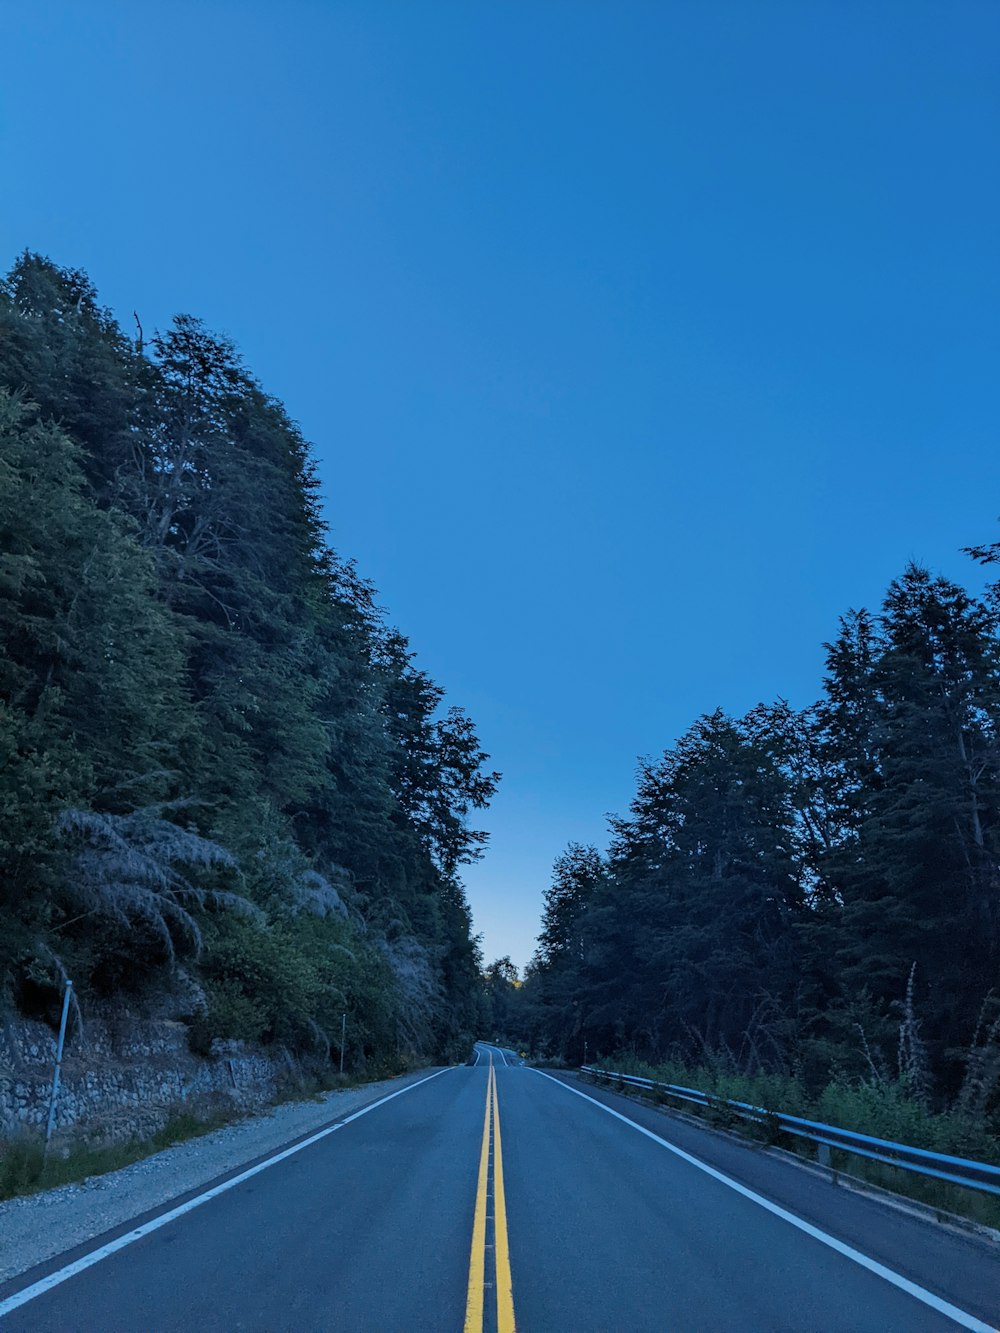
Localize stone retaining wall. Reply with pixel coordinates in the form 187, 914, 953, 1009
0, 1012, 296, 1147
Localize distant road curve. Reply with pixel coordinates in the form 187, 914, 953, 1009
0, 1059, 996, 1331
472, 1040, 521, 1067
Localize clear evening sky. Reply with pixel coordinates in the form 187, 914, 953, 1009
4, 3, 998, 970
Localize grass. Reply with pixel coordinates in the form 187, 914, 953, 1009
0, 1110, 235, 1202
586, 1056, 1000, 1231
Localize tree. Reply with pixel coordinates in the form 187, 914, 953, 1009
0, 253, 151, 508
527, 715, 805, 1069
524, 845, 606, 1058
826, 566, 1000, 1087
0, 252, 500, 1066
0, 392, 195, 996
483, 956, 520, 1040
536, 844, 604, 970
375, 628, 501, 877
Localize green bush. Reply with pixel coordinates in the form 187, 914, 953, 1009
195, 915, 322, 1050
817, 1079, 999, 1164
188, 904, 414, 1071
598, 1054, 1000, 1165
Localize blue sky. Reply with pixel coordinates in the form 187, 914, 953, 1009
4, 2, 999, 969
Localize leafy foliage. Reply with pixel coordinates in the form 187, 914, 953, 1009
518, 565, 1000, 1128
0, 252, 498, 1064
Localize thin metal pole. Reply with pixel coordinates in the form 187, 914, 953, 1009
339, 1012, 346, 1074
45, 979, 73, 1152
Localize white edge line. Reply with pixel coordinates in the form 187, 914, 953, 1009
532, 1070, 997, 1333
0, 1067, 453, 1320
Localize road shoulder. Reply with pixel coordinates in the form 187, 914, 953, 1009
533, 1069, 1000, 1330
0, 1067, 444, 1287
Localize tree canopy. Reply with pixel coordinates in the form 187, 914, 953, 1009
0, 252, 499, 1068
516, 563, 1000, 1114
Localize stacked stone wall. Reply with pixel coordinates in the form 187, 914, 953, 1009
0, 1013, 295, 1147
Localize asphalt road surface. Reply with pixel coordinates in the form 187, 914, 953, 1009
1, 1049, 997, 1331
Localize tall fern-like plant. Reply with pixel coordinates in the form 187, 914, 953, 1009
56, 806, 258, 966
957, 993, 1000, 1119
896, 962, 931, 1108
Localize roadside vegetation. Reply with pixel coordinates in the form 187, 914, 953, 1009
582, 1054, 1000, 1229
482, 526, 1000, 1219
0, 1111, 236, 1203
0, 252, 499, 1074
0, 1060, 419, 1204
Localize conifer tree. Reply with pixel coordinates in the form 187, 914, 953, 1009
0, 253, 499, 1063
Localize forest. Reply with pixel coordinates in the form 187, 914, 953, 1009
5, 249, 998, 1145
0, 252, 499, 1070
490, 558, 1000, 1143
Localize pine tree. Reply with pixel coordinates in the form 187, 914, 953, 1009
827, 566, 1000, 1087
0, 253, 500, 1064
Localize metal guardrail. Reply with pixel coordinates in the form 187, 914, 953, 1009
580, 1065, 1000, 1197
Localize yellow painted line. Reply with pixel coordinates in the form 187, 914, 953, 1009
464, 1054, 493, 1333
464, 1055, 517, 1333
492, 1062, 516, 1333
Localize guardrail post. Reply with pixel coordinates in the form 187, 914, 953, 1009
816, 1142, 831, 1169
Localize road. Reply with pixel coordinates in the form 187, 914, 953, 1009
1, 1049, 997, 1331
471, 1041, 522, 1067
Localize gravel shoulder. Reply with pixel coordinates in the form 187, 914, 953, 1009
0, 1067, 445, 1285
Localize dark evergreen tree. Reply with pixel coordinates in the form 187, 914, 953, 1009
521, 562, 1000, 1107
825, 567, 1000, 1088
526, 844, 606, 1059
0, 392, 195, 997
0, 253, 499, 1065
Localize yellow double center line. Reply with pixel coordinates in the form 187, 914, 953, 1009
464, 1055, 515, 1333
